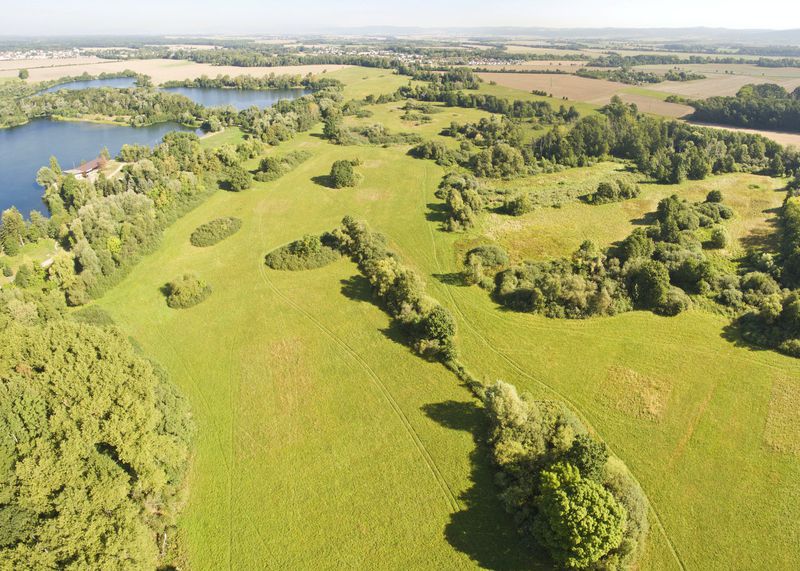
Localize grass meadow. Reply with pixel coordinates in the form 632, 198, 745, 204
92, 70, 800, 569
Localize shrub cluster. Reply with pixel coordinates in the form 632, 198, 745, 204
165, 273, 212, 309
584, 179, 641, 205
327, 216, 457, 359
463, 244, 509, 288
190, 217, 242, 247
254, 150, 312, 182
483, 381, 648, 569
494, 194, 740, 318
264, 234, 340, 271
329, 159, 361, 188
435, 173, 486, 231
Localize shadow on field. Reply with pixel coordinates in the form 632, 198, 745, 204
629, 210, 658, 226
739, 206, 781, 252
422, 400, 550, 571
433, 272, 468, 287
426, 202, 449, 225
312, 174, 335, 188
339, 274, 418, 351
340, 274, 373, 303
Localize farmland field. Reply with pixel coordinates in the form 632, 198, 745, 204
477, 72, 694, 117
74, 68, 800, 570
0, 57, 350, 83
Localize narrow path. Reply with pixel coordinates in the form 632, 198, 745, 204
419, 167, 687, 571
254, 212, 462, 514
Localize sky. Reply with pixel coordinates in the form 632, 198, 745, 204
0, 0, 797, 36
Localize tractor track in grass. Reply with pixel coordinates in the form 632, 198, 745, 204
418, 164, 687, 571
255, 211, 462, 515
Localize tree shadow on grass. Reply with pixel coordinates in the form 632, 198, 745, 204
629, 210, 658, 226
339, 274, 373, 303
739, 206, 781, 252
433, 272, 468, 287
426, 202, 449, 225
312, 175, 335, 188
720, 320, 774, 353
422, 400, 550, 571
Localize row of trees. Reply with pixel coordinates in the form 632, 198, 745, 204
689, 83, 800, 133
576, 67, 705, 84
161, 72, 342, 92
533, 97, 798, 182
325, 216, 457, 360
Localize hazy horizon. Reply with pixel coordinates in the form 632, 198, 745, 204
1, 0, 798, 37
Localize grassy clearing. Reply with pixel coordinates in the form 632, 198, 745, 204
92, 75, 800, 570
478, 167, 785, 262
199, 127, 244, 149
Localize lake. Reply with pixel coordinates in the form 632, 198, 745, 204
1, 84, 309, 215
0, 120, 196, 215
40, 77, 137, 93
160, 86, 310, 110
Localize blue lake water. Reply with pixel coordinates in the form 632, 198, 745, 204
160, 86, 310, 110
0, 120, 196, 215
0, 85, 309, 215
40, 77, 137, 93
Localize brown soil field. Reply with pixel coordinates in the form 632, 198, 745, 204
617, 93, 693, 118
0, 58, 350, 84
477, 72, 693, 118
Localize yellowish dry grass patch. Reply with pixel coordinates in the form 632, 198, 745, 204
600, 366, 671, 422
763, 378, 800, 455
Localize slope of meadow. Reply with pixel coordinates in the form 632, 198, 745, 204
94, 70, 800, 569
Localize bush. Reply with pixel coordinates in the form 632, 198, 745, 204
533, 462, 627, 569
264, 234, 340, 271
658, 286, 692, 316
706, 189, 723, 203
503, 193, 534, 216
165, 274, 212, 308
586, 179, 641, 205
466, 244, 509, 268
628, 260, 671, 309
253, 150, 312, 182
224, 163, 252, 191
709, 226, 729, 249
190, 217, 242, 247
329, 159, 359, 188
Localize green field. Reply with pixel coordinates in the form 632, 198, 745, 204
92, 70, 800, 569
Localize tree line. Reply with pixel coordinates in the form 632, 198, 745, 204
688, 83, 800, 133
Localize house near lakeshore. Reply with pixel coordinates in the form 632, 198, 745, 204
64, 157, 105, 178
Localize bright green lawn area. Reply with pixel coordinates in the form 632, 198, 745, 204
328, 66, 417, 100
199, 126, 244, 149
94, 90, 800, 569
620, 86, 675, 101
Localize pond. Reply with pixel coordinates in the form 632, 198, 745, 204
40, 77, 138, 93
0, 120, 197, 215
159, 86, 310, 110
